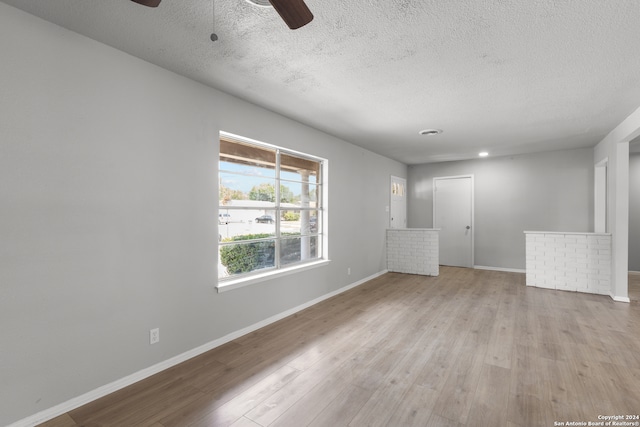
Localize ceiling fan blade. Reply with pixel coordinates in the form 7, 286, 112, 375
268, 0, 314, 29
131, 0, 162, 7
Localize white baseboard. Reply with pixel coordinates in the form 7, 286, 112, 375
9, 270, 388, 427
611, 294, 631, 303
629, 270, 640, 275
473, 265, 526, 274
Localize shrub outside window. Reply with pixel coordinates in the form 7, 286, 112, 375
218, 133, 324, 280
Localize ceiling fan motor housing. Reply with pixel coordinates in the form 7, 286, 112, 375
245, 0, 272, 7
245, 0, 314, 29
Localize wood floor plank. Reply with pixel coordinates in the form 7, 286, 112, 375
68, 377, 206, 426
36, 414, 78, 427
466, 364, 511, 427
484, 281, 518, 369
228, 416, 263, 427
426, 414, 465, 427
431, 295, 496, 425
87, 381, 205, 426
539, 358, 589, 422
307, 385, 372, 427
242, 335, 369, 426
384, 384, 438, 427
284, 320, 371, 372
268, 371, 352, 427
159, 364, 301, 427
36, 267, 640, 427
350, 290, 469, 425
430, 338, 486, 425
509, 344, 548, 399
566, 357, 640, 418
348, 380, 413, 427
597, 362, 640, 414
507, 392, 557, 427
597, 329, 640, 369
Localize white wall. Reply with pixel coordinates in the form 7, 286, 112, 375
0, 4, 406, 425
407, 148, 594, 270
594, 106, 640, 301
628, 152, 640, 271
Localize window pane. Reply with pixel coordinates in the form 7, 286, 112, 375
279, 181, 319, 207
219, 239, 276, 278
220, 172, 277, 207
219, 161, 276, 178
219, 217, 276, 240
219, 134, 324, 282
280, 236, 318, 266
280, 210, 320, 235
280, 169, 318, 184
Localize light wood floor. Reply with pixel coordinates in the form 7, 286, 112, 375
41, 268, 640, 427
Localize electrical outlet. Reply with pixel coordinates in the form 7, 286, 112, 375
150, 328, 160, 345
347, 267, 351, 275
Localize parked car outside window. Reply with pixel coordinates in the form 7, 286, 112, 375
255, 215, 274, 224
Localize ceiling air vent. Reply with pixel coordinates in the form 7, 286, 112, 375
419, 129, 443, 136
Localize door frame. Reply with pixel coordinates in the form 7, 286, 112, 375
433, 175, 475, 267
594, 157, 608, 233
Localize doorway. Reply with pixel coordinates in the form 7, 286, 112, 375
433, 175, 474, 268
390, 175, 407, 229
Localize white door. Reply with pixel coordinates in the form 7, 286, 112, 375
390, 176, 407, 229
433, 176, 473, 267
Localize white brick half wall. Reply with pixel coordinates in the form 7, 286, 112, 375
524, 231, 612, 296
387, 229, 439, 276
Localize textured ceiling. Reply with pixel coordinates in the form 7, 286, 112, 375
3, 0, 640, 164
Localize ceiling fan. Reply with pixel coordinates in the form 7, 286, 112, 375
130, 0, 314, 30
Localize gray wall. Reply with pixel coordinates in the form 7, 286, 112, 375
0, 4, 406, 425
408, 148, 594, 270
630, 152, 640, 271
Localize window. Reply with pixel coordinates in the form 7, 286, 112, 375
218, 133, 325, 283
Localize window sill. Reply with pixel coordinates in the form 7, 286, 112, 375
216, 259, 331, 293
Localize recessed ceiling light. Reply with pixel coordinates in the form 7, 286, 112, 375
419, 129, 443, 136
479, 152, 489, 157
